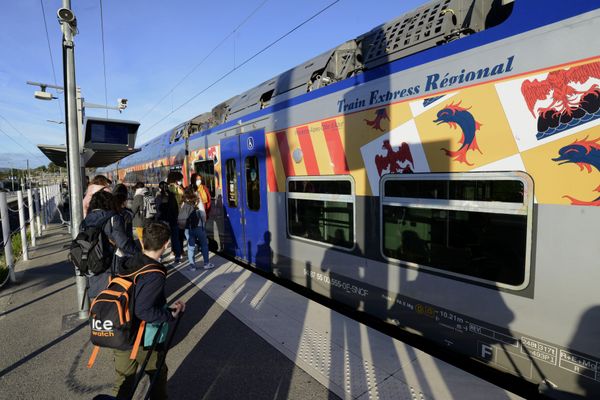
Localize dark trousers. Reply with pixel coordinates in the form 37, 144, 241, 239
168, 222, 182, 259
113, 347, 168, 400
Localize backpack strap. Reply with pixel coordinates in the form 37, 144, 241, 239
133, 269, 166, 284
118, 263, 164, 280
130, 320, 146, 360
87, 345, 100, 368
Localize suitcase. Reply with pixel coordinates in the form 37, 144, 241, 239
93, 311, 184, 400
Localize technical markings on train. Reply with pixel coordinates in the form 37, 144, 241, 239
520, 337, 558, 366
415, 303, 436, 318
303, 268, 369, 297
437, 310, 465, 324
559, 350, 600, 381
383, 294, 415, 311
468, 323, 519, 348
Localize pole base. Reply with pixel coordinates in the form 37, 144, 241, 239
62, 311, 88, 331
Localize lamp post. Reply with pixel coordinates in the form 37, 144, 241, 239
57, 1, 90, 319
29, 2, 130, 320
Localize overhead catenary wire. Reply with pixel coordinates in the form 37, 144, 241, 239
0, 126, 46, 162
0, 113, 43, 151
139, 0, 341, 140
99, 0, 109, 119
38, 0, 64, 120
139, 0, 271, 123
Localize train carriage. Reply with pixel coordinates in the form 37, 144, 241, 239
100, 1, 600, 398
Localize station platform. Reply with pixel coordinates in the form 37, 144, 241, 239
0, 224, 522, 399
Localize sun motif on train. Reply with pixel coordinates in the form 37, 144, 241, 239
521, 61, 600, 140
433, 101, 483, 166
364, 108, 390, 132
552, 136, 600, 206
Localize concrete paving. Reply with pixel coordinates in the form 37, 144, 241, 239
0, 224, 336, 400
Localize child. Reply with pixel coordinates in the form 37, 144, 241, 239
112, 222, 185, 399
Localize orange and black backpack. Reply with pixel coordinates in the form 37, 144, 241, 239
86, 263, 165, 368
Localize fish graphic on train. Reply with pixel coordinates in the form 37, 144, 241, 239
433, 101, 483, 166
553, 136, 600, 206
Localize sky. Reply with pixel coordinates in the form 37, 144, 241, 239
0, 0, 427, 169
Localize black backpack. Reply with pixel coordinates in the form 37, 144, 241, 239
187, 209, 200, 229
69, 216, 113, 275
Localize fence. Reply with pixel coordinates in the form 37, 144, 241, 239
0, 184, 63, 287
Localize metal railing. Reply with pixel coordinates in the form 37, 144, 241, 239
0, 184, 62, 287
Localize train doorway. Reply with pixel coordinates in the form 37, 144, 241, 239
221, 129, 270, 270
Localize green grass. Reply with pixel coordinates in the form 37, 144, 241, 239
0, 227, 32, 284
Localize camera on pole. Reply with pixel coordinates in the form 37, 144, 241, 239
57, 8, 77, 27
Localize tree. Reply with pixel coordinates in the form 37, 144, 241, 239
47, 162, 60, 173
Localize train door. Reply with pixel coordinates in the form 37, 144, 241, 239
221, 130, 269, 270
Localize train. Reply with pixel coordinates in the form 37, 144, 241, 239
99, 1, 600, 398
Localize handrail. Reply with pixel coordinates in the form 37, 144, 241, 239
0, 184, 63, 287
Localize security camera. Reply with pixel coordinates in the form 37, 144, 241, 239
57, 8, 75, 23
117, 98, 128, 111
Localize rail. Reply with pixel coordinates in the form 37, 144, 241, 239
0, 184, 63, 288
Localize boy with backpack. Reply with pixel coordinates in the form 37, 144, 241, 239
109, 222, 185, 399
131, 182, 157, 248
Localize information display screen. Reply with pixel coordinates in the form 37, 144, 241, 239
89, 122, 130, 145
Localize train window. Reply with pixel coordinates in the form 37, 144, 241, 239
226, 159, 237, 207
380, 172, 533, 289
287, 177, 355, 249
194, 160, 216, 198
383, 179, 524, 203
245, 156, 260, 211
288, 180, 351, 195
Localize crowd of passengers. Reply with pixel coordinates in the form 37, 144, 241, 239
81, 171, 214, 299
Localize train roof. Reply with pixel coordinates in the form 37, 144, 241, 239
106, 0, 521, 171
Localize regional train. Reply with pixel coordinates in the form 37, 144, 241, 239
100, 1, 600, 397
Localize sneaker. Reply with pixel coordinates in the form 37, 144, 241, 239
163, 254, 175, 262
203, 263, 215, 270
174, 258, 181, 264
189, 265, 198, 271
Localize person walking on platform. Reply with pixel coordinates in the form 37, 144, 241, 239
166, 171, 184, 207
83, 175, 112, 217
167, 171, 185, 261
131, 182, 157, 248
189, 173, 211, 217
178, 189, 214, 271
155, 181, 181, 263
112, 222, 186, 400
81, 190, 137, 298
